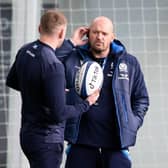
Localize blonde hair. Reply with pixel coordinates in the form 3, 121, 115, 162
40, 9, 67, 35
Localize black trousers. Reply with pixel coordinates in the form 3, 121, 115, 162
20, 134, 63, 168
65, 144, 131, 168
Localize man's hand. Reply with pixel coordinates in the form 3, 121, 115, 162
70, 26, 89, 46
86, 90, 100, 106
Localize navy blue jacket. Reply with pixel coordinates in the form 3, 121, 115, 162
60, 39, 149, 148
6, 40, 90, 143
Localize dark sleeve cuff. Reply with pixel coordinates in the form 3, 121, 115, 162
66, 39, 76, 48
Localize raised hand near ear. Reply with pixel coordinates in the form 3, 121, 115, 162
70, 26, 89, 46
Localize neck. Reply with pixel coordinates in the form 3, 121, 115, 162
91, 48, 110, 59
39, 35, 58, 50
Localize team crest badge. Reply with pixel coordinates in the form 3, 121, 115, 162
119, 63, 127, 72
118, 63, 129, 80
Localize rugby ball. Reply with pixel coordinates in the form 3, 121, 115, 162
75, 61, 104, 98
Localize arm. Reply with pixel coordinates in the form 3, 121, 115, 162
6, 50, 21, 91
6, 60, 20, 91
43, 62, 98, 123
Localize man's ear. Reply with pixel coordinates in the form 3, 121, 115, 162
38, 25, 42, 33
58, 28, 64, 39
86, 29, 90, 38
111, 33, 116, 41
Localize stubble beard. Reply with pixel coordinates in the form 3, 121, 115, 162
91, 42, 104, 54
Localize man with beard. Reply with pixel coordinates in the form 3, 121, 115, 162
58, 16, 149, 168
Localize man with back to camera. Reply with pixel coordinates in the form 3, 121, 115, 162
56, 16, 149, 168
5, 10, 99, 168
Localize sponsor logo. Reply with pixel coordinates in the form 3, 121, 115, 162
88, 65, 100, 89
118, 74, 129, 80
26, 50, 35, 58
33, 44, 38, 49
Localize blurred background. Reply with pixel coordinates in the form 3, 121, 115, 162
0, 0, 168, 167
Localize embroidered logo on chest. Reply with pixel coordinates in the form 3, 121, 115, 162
118, 63, 129, 80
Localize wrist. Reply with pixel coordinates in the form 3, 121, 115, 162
85, 99, 91, 106
69, 38, 76, 47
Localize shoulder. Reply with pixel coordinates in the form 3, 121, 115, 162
23, 41, 64, 76
124, 54, 141, 69
19, 40, 38, 51
111, 40, 140, 66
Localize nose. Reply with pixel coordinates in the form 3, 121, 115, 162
96, 33, 103, 40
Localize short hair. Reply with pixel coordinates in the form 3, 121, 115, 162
90, 16, 114, 33
40, 9, 67, 35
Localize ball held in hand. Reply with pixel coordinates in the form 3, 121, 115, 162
75, 61, 104, 98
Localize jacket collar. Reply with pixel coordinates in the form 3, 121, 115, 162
77, 39, 126, 60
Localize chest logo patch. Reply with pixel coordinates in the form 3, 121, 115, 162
118, 63, 129, 80
119, 63, 127, 72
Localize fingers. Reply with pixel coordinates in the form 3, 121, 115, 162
86, 89, 100, 106
70, 26, 89, 46
77, 26, 89, 36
